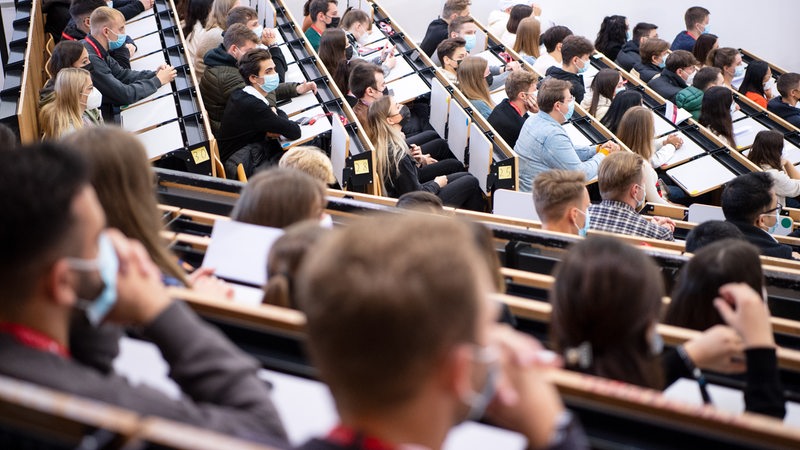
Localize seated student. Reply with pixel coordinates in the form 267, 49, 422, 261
738, 61, 775, 109
594, 15, 627, 61
84, 7, 176, 115
262, 221, 328, 309
487, 0, 547, 36
39, 68, 103, 139
188, 0, 240, 81
225, 6, 300, 84
232, 168, 326, 228
648, 50, 698, 103
722, 172, 795, 260
182, 0, 213, 53
588, 152, 675, 241
544, 35, 594, 104
217, 49, 301, 173
748, 130, 800, 207
500, 4, 533, 49
513, 17, 541, 65
365, 96, 485, 211
304, 0, 339, 51
699, 86, 737, 148
684, 220, 745, 253
533, 169, 590, 235
296, 213, 587, 450
615, 22, 658, 72
532, 25, 572, 77
675, 66, 723, 120
61, 0, 141, 69
420, 0, 470, 57
40, 40, 92, 106
707, 47, 743, 89
580, 68, 622, 120
279, 146, 336, 185
457, 57, 495, 119
488, 69, 538, 147
443, 16, 521, 87
633, 38, 669, 83
395, 191, 445, 213
767, 72, 800, 128
436, 37, 468, 85
671, 6, 710, 52
0, 143, 289, 445
318, 29, 352, 95
340, 8, 396, 75
599, 89, 643, 134
692, 33, 718, 68
551, 235, 784, 418
515, 78, 620, 191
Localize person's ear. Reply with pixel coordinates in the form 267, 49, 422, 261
48, 259, 78, 308
555, 42, 562, 53
568, 206, 579, 225
438, 344, 474, 399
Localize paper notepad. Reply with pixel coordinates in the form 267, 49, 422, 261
126, 15, 158, 40
130, 51, 167, 72
563, 123, 592, 147
387, 73, 430, 104
202, 220, 284, 286
121, 95, 177, 132
661, 133, 705, 168
136, 120, 184, 159
666, 155, 736, 196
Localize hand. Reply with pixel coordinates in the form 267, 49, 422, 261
138, 0, 154, 10
601, 141, 621, 154
664, 133, 683, 149
261, 27, 278, 47
683, 325, 746, 374
383, 52, 397, 70
524, 93, 539, 113
505, 61, 521, 72
296, 81, 317, 95
156, 65, 177, 85
188, 267, 234, 300
531, 3, 543, 16
423, 154, 437, 166
104, 229, 171, 326
653, 216, 675, 232
782, 158, 793, 170
714, 283, 775, 348
434, 175, 448, 188
410, 145, 424, 164
125, 43, 136, 59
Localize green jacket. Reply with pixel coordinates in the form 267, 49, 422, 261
675, 86, 704, 120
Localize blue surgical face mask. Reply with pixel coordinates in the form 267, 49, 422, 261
463, 346, 500, 421
702, 24, 711, 34
576, 58, 589, 74
635, 184, 646, 210
734, 64, 745, 78
259, 73, 280, 92
626, 30, 632, 41
107, 28, 127, 51
575, 208, 590, 237
767, 207, 781, 234
563, 98, 575, 121
464, 34, 477, 53
658, 55, 667, 69
68, 232, 119, 327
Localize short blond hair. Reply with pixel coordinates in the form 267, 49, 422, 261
598, 152, 644, 201
533, 170, 586, 224
279, 146, 335, 184
89, 6, 124, 35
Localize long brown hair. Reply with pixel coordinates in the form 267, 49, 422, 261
616, 106, 656, 161
748, 130, 784, 171
699, 86, 736, 148
457, 56, 494, 107
513, 17, 540, 58
262, 221, 328, 308
62, 127, 188, 284
586, 69, 619, 117
318, 28, 349, 93
231, 168, 326, 229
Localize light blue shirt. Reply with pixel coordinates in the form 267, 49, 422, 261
514, 111, 605, 192
470, 99, 493, 119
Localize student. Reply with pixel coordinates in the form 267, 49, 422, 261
767, 73, 800, 128
83, 7, 176, 114
420, 0, 470, 57
457, 57, 495, 119
699, 86, 737, 148
675, 66, 723, 120
684, 220, 745, 253
739, 61, 775, 109
533, 169, 590, 235
515, 78, 620, 191
365, 96, 485, 211
580, 68, 621, 120
318, 29, 351, 94
615, 22, 658, 72
707, 47, 743, 89
39, 68, 102, 139
600, 89, 643, 134
648, 50, 698, 103
748, 130, 800, 207
187, 0, 240, 81
443, 16, 520, 87
0, 143, 289, 445
500, 4, 533, 49
616, 107, 683, 205
588, 152, 675, 241
395, 191, 444, 213
232, 168, 326, 228
633, 38, 669, 83
61, 0, 139, 69
671, 6, 710, 52
487, 0, 546, 37
722, 172, 795, 259
532, 25, 572, 77
182, 0, 213, 45
304, 0, 339, 51
295, 213, 587, 450
545, 35, 593, 104
513, 17, 541, 65
488, 69, 538, 147
279, 146, 336, 185
436, 37, 468, 85
340, 8, 396, 74
594, 15, 627, 61
262, 221, 328, 309
217, 49, 301, 172
40, 40, 91, 107
692, 33, 718, 68
551, 236, 784, 418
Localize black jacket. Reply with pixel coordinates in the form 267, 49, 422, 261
648, 69, 687, 103
385, 153, 440, 198
545, 66, 586, 104
487, 98, 528, 148
598, 40, 623, 61
633, 61, 661, 83
615, 40, 640, 72
83, 35, 160, 107
767, 97, 800, 129
62, 21, 135, 69
727, 220, 794, 260
420, 18, 448, 57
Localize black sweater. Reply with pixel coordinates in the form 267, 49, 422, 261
767, 97, 800, 129
384, 154, 440, 198
487, 98, 528, 148
545, 66, 586, 104
420, 18, 448, 57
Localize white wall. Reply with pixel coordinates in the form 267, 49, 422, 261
284, 0, 800, 73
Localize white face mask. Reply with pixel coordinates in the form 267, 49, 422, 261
84, 87, 103, 110
252, 25, 264, 39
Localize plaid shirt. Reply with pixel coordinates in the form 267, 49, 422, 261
588, 200, 674, 241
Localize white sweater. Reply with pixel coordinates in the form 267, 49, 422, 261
762, 167, 800, 206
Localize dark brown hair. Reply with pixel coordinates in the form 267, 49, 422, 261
231, 167, 326, 229
748, 130, 784, 171
262, 220, 328, 308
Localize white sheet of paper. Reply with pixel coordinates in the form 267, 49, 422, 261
563, 122, 592, 147
330, 113, 349, 186
652, 110, 676, 137
121, 95, 177, 132
468, 122, 491, 193
231, 284, 266, 307
473, 50, 505, 68
279, 44, 296, 64
733, 117, 770, 149
281, 106, 332, 149
136, 120, 184, 159
784, 140, 800, 165
126, 15, 158, 40
490, 88, 508, 105
731, 108, 747, 122
133, 32, 163, 57
127, 83, 172, 108
687, 203, 725, 224
666, 155, 736, 196
280, 91, 320, 117
494, 189, 539, 221
429, 78, 450, 138
387, 73, 430, 104
284, 63, 306, 84
202, 220, 284, 286
661, 133, 705, 168
384, 54, 415, 83
130, 50, 166, 71
447, 102, 470, 162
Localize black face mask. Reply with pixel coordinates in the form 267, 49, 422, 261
399, 105, 411, 123
345, 45, 354, 60
82, 62, 94, 72
485, 73, 494, 88
382, 86, 391, 96
329, 16, 340, 28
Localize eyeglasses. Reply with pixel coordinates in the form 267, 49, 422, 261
762, 203, 783, 216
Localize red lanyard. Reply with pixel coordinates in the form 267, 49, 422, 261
85, 36, 104, 59
509, 100, 525, 117
61, 32, 76, 41
327, 425, 397, 450
0, 323, 70, 358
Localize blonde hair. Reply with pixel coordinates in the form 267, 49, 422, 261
206, 0, 240, 30
598, 151, 645, 201
89, 6, 124, 35
279, 146, 336, 184
457, 56, 494, 107
365, 96, 408, 191
39, 68, 90, 139
513, 17, 541, 58
616, 106, 656, 161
